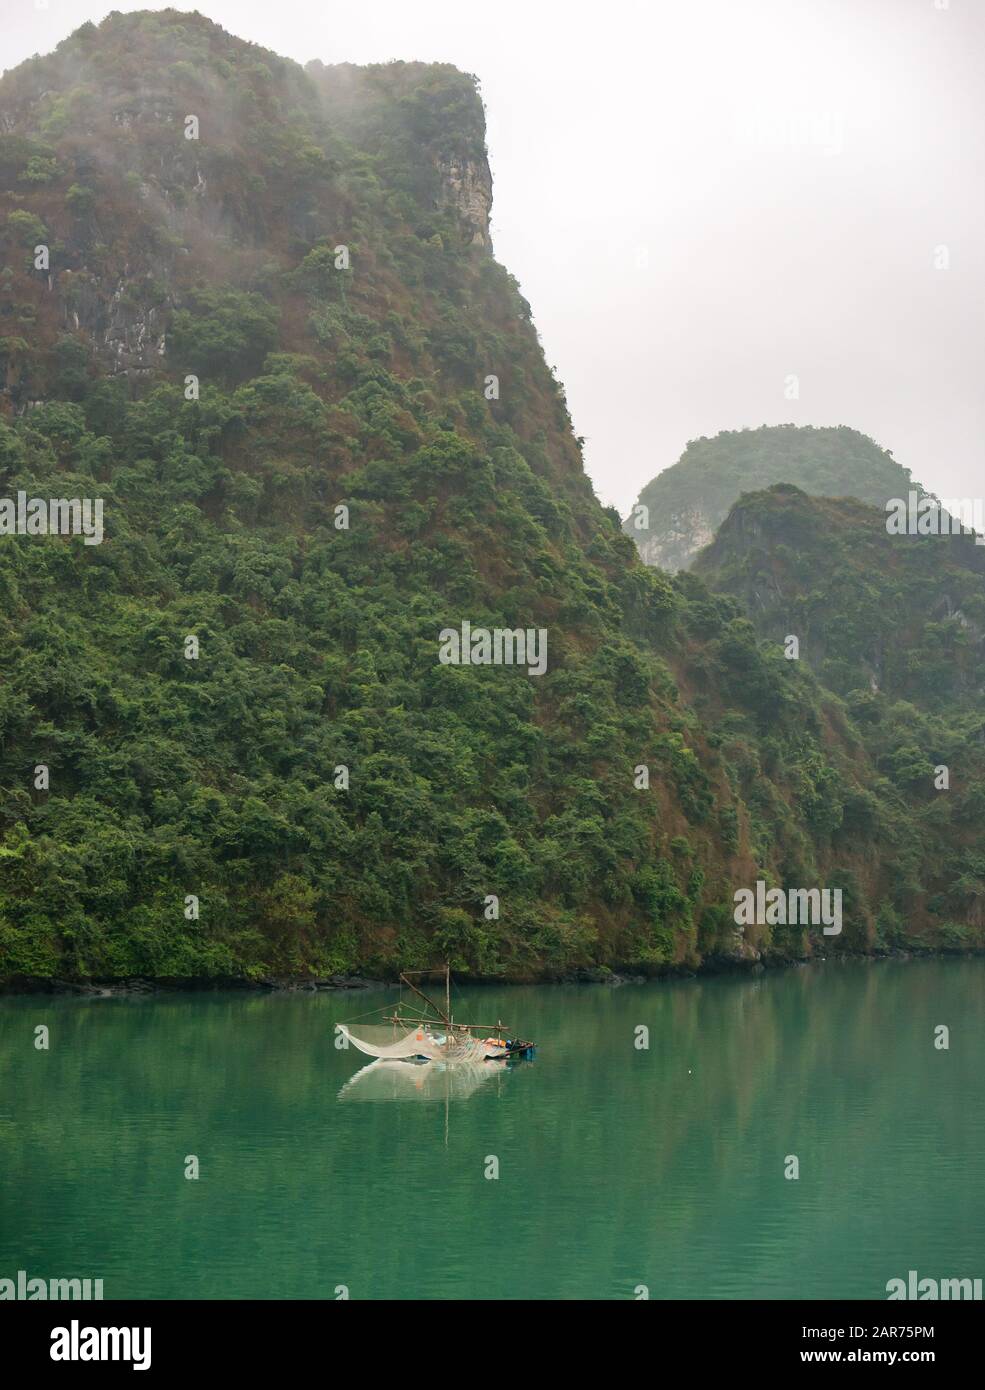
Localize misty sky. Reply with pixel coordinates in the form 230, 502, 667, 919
4, 0, 984, 514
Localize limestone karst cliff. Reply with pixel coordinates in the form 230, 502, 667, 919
626, 424, 922, 572
1, 11, 982, 984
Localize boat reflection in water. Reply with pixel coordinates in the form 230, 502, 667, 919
338, 1056, 511, 1103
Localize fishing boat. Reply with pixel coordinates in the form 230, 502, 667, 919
337, 964, 536, 1065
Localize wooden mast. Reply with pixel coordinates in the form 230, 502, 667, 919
397, 970, 450, 1025
383, 965, 515, 1035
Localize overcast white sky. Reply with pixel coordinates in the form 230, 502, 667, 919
4, 0, 984, 513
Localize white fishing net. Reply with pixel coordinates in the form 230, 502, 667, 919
337, 1021, 435, 1059
338, 1021, 502, 1063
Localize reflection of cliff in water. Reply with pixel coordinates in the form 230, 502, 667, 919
3, 963, 983, 1298
338, 1057, 511, 1104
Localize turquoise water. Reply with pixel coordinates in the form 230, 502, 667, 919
1, 958, 982, 1300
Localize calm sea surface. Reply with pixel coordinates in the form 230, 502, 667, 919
1, 958, 982, 1300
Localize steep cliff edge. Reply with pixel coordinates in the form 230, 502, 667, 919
1, 11, 981, 983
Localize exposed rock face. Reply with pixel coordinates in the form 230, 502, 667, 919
629, 504, 715, 573
626, 425, 923, 574
54, 267, 170, 381
435, 153, 492, 246
305, 57, 494, 250
0, 9, 983, 986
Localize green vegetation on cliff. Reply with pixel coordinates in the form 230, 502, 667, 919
0, 11, 980, 982
696, 484, 985, 951
626, 424, 922, 572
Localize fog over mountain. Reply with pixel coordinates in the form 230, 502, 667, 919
4, 0, 983, 515
2, 6, 984, 985
4, 2, 985, 1335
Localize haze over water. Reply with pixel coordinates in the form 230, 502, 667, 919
2, 958, 982, 1300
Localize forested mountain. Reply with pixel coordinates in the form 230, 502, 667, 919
0, 11, 980, 984
695, 485, 985, 949
625, 424, 922, 572
694, 484, 985, 707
